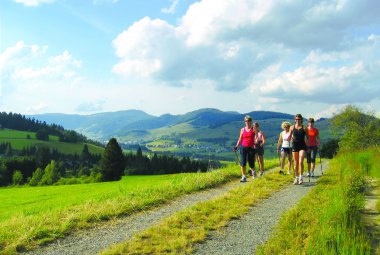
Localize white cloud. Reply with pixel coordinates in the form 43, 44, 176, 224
13, 0, 54, 7
112, 0, 380, 100
161, 0, 180, 14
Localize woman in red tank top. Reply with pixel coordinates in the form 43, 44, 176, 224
233, 115, 256, 182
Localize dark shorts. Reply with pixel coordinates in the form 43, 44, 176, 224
255, 145, 264, 156
281, 147, 291, 155
292, 142, 307, 152
240, 146, 255, 168
307, 146, 318, 163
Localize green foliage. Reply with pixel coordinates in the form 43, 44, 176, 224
320, 138, 339, 158
29, 168, 44, 186
100, 138, 126, 181
36, 129, 49, 141
12, 170, 23, 185
39, 160, 60, 185
331, 105, 380, 150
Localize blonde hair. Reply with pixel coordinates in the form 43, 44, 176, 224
281, 121, 291, 129
244, 115, 252, 122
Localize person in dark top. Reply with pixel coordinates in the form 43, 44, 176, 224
289, 114, 309, 184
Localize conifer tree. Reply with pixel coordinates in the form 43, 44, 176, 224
100, 138, 126, 181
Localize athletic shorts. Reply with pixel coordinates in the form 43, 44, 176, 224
240, 146, 255, 168
255, 144, 264, 156
281, 147, 291, 155
307, 146, 318, 163
292, 142, 307, 152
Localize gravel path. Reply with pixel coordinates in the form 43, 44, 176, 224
24, 175, 250, 255
193, 161, 329, 255
24, 163, 327, 255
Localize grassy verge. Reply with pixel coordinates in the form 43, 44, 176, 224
101, 169, 292, 254
257, 148, 379, 255
0, 158, 277, 255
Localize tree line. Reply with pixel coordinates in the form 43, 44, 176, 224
0, 111, 103, 147
0, 138, 221, 187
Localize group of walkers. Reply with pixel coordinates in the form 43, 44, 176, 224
233, 113, 320, 184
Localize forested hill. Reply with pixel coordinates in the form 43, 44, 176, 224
0, 112, 102, 147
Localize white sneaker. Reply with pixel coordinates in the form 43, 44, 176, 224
294, 177, 298, 185
240, 176, 247, 182
259, 170, 264, 176
287, 170, 291, 175
311, 171, 315, 177
299, 177, 303, 184
306, 172, 310, 177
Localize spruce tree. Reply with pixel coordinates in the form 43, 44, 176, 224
100, 138, 126, 181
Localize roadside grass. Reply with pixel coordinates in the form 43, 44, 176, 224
101, 167, 292, 254
256, 148, 379, 255
0, 158, 276, 255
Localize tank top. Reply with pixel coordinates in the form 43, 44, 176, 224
293, 126, 306, 146
281, 130, 291, 148
241, 127, 255, 147
308, 127, 319, 147
255, 131, 263, 145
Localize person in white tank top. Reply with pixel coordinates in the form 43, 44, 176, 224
277, 121, 292, 175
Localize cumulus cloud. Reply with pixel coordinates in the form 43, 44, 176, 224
0, 41, 81, 82
13, 0, 54, 7
112, 0, 380, 104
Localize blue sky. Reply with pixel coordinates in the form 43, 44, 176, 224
1, 0, 379, 119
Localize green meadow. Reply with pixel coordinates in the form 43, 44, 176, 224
0, 163, 244, 254
0, 129, 103, 155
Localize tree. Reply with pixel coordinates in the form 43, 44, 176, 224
100, 138, 126, 181
39, 160, 60, 185
12, 170, 23, 185
331, 105, 380, 150
320, 138, 339, 158
29, 168, 44, 186
35, 146, 51, 168
80, 144, 91, 165
36, 129, 49, 141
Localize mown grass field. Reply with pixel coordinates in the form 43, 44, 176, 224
0, 129, 104, 155
0, 158, 279, 254
0, 163, 243, 254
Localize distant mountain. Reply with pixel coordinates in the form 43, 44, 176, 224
31, 108, 331, 160
30, 110, 154, 141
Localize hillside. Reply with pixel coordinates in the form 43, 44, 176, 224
32, 108, 332, 160
0, 129, 104, 155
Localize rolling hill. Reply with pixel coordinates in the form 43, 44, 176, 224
31, 108, 332, 160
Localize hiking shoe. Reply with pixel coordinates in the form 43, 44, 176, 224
299, 177, 303, 184
240, 176, 247, 182
253, 170, 257, 178
287, 170, 291, 175
293, 177, 299, 185
306, 172, 310, 177
249, 170, 253, 176
260, 170, 264, 176
311, 171, 315, 177
279, 170, 284, 174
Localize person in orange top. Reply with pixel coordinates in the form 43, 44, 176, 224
306, 118, 320, 177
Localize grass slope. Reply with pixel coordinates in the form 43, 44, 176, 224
0, 129, 103, 155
